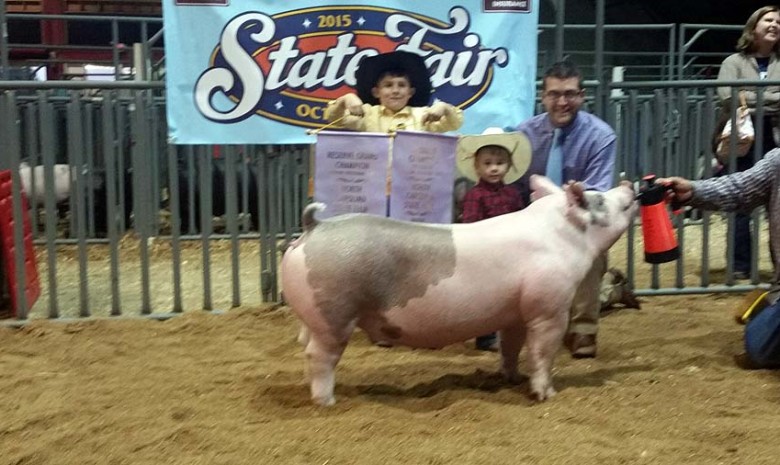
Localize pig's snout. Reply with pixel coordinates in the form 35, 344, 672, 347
616, 183, 638, 212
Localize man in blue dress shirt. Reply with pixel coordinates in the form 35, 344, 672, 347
514, 60, 617, 358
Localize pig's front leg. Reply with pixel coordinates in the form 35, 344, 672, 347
524, 311, 568, 401
498, 324, 526, 384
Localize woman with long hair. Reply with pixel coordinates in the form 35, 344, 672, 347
716, 5, 780, 280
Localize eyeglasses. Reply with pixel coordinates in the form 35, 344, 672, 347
543, 90, 583, 101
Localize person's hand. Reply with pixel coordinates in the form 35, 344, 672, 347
421, 108, 443, 124
655, 176, 693, 204
341, 93, 364, 116
421, 102, 448, 125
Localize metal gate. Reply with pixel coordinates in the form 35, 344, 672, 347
0, 78, 773, 322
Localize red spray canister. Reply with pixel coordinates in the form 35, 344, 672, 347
638, 174, 679, 264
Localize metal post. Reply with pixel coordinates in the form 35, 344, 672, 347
140, 21, 150, 81
0, 0, 8, 79
133, 43, 146, 81
667, 25, 676, 81
554, 0, 565, 62
594, 0, 605, 118
112, 19, 120, 80
5, 92, 30, 319
68, 91, 90, 317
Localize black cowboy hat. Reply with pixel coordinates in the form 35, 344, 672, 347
355, 51, 433, 107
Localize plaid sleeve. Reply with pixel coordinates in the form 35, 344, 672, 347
461, 189, 484, 223
512, 186, 525, 211
691, 149, 779, 212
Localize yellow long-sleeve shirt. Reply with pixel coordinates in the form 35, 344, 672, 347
324, 101, 463, 133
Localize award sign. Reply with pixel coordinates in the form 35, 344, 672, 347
389, 131, 458, 223
313, 131, 390, 218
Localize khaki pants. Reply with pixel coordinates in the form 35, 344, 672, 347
568, 253, 608, 336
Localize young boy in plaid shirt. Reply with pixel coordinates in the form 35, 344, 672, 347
456, 128, 531, 350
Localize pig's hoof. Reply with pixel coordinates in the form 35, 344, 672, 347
529, 386, 557, 402
296, 326, 310, 346
312, 395, 336, 407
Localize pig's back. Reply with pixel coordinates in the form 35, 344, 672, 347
300, 215, 457, 310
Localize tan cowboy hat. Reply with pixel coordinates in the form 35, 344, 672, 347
456, 128, 532, 183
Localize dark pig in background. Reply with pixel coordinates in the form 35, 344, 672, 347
177, 157, 259, 234
281, 175, 638, 406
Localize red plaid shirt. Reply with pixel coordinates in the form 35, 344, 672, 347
461, 180, 524, 223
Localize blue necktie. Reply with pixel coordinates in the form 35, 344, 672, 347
546, 128, 564, 186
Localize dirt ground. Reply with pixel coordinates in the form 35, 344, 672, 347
2, 296, 780, 465
2, 216, 780, 464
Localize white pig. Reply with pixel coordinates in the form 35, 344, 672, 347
18, 162, 74, 205
281, 175, 637, 406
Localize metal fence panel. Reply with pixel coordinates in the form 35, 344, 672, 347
1, 80, 777, 321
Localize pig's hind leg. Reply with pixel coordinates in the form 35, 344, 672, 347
498, 324, 526, 384
523, 312, 568, 401
304, 320, 356, 406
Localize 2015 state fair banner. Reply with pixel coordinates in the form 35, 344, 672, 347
162, 0, 539, 144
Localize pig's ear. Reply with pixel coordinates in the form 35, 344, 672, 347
564, 182, 589, 229
529, 174, 562, 202
565, 182, 588, 208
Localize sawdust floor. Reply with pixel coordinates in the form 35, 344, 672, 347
1, 216, 780, 464
2, 297, 780, 465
